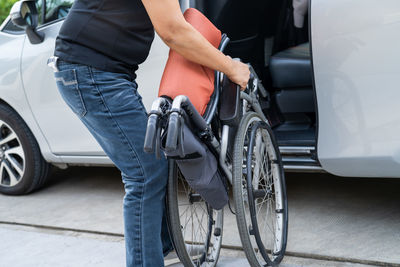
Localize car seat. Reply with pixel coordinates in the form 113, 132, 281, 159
269, 42, 314, 113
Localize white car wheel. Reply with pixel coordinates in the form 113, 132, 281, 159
0, 104, 51, 195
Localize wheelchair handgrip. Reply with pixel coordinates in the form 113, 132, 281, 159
165, 112, 180, 152
143, 114, 158, 153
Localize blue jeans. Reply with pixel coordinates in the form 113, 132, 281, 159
53, 59, 173, 267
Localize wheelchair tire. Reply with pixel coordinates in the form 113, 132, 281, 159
167, 160, 223, 267
233, 112, 288, 266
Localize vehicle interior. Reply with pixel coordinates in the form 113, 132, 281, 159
196, 0, 319, 171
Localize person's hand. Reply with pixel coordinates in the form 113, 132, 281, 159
225, 57, 250, 90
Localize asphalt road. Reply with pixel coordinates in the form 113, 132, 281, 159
0, 166, 399, 266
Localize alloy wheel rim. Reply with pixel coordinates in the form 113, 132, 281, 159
0, 120, 25, 187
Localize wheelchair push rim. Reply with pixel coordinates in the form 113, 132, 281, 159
233, 112, 288, 266
167, 160, 223, 267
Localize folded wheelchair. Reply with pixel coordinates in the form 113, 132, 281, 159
144, 8, 288, 267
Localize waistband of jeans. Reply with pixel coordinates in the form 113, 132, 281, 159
57, 58, 85, 68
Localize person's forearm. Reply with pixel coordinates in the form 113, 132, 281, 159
141, 0, 250, 89
161, 22, 234, 76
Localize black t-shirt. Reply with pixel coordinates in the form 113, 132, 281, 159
54, 0, 154, 79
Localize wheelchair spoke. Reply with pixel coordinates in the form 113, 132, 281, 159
169, 163, 223, 267
233, 113, 288, 266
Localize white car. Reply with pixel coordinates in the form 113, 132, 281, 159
0, 0, 399, 195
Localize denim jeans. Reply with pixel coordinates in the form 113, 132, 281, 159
52, 59, 173, 267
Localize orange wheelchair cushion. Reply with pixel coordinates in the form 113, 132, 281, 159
158, 8, 222, 115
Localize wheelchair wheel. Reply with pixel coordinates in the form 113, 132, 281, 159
232, 112, 288, 266
167, 160, 223, 266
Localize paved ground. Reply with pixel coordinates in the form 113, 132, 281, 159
1, 166, 399, 266
0, 224, 368, 267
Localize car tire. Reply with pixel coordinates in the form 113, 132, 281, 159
0, 103, 52, 195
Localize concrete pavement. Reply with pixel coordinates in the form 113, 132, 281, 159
0, 224, 369, 267
0, 166, 399, 266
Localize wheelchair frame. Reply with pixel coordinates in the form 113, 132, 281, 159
144, 35, 269, 182
144, 34, 287, 266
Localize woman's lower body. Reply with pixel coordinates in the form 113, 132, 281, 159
52, 59, 173, 267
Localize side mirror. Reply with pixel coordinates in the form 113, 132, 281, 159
10, 0, 44, 44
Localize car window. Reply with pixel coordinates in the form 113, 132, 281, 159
2, 19, 24, 34
1, 0, 44, 34
44, 0, 74, 24
36, 0, 44, 26
1, 0, 73, 34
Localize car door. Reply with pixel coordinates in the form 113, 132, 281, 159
20, 0, 169, 159
20, 0, 105, 157
311, 0, 400, 177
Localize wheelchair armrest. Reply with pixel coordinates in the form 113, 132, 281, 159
219, 75, 242, 126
